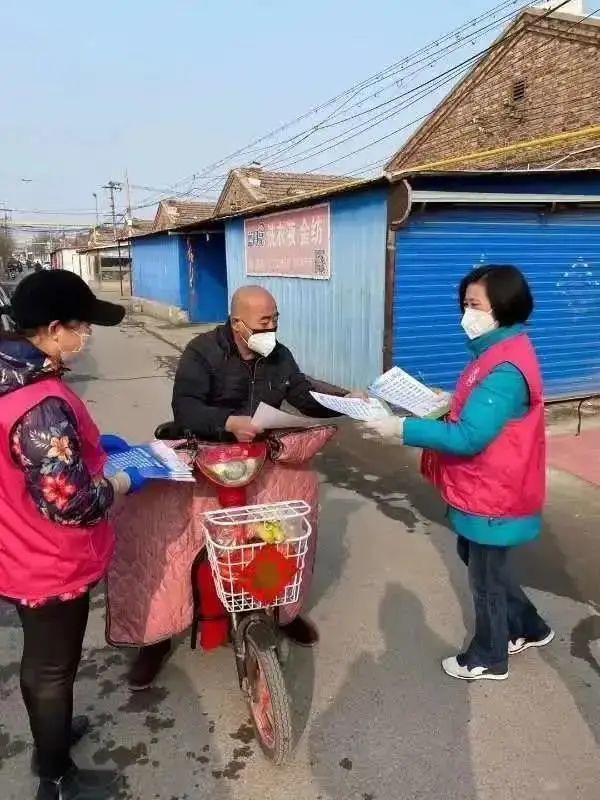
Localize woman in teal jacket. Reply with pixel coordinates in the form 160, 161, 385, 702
366, 266, 552, 682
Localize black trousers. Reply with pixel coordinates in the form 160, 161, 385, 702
16, 592, 90, 780
457, 537, 550, 670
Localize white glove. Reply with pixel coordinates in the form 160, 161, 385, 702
108, 471, 132, 495
362, 416, 406, 442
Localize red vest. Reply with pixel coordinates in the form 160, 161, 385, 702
422, 334, 546, 517
0, 378, 115, 602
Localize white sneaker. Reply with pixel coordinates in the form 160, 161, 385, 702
508, 629, 555, 656
442, 656, 508, 681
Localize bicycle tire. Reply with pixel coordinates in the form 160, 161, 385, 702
244, 630, 292, 766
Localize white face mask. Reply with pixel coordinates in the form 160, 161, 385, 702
461, 308, 498, 340
246, 330, 276, 358
238, 320, 277, 358
60, 331, 91, 364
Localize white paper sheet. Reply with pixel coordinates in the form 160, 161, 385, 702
309, 391, 391, 422
370, 367, 450, 418
252, 402, 320, 430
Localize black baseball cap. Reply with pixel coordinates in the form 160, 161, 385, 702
10, 269, 125, 329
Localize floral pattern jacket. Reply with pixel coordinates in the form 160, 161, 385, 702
1, 338, 114, 607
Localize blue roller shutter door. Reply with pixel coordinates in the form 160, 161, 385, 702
393, 206, 600, 398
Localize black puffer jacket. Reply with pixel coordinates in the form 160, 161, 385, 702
172, 322, 338, 440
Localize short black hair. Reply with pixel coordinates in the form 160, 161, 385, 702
459, 265, 534, 326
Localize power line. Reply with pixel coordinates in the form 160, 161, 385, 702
396, 124, 600, 174
388, 0, 599, 167
256, 2, 530, 170
5, 207, 99, 216
267, 0, 578, 172
185, 0, 574, 196
263, 64, 473, 172
30, 0, 576, 223
186, 11, 525, 196
126, 0, 532, 208
270, 0, 595, 175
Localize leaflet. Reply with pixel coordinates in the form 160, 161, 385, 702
369, 367, 450, 419
104, 441, 195, 482
309, 391, 391, 421
252, 402, 321, 430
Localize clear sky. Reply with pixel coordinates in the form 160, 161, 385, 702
0, 0, 520, 229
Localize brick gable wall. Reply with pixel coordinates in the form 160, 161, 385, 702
388, 15, 600, 171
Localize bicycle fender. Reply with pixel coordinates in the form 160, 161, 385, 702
244, 619, 278, 651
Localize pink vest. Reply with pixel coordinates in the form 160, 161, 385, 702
422, 333, 546, 517
0, 378, 115, 602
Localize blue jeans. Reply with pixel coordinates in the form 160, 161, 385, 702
457, 536, 550, 671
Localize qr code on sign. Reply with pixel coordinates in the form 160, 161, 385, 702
314, 249, 328, 276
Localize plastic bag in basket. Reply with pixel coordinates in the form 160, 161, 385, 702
212, 518, 301, 597
210, 523, 249, 548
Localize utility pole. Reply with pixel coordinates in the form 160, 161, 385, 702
102, 181, 124, 296
124, 170, 132, 223
1, 202, 8, 237
0, 202, 10, 272
92, 193, 99, 227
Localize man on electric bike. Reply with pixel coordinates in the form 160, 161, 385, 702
173, 285, 338, 442
125, 285, 346, 690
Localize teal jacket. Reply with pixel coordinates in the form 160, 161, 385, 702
403, 325, 542, 547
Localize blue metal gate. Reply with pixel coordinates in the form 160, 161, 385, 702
393, 206, 600, 399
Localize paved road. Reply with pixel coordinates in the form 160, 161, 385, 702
1, 320, 599, 800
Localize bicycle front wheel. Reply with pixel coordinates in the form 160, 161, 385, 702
244, 627, 292, 765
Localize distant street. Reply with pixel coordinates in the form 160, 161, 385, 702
1, 319, 599, 800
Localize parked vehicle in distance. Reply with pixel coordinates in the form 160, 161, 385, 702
0, 284, 13, 331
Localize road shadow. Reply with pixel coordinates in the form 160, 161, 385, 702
520, 520, 600, 745
283, 491, 361, 752
308, 582, 476, 800
0, 600, 19, 630
316, 435, 474, 640
307, 490, 360, 611
320, 428, 600, 748
283, 641, 316, 751
0, 608, 236, 799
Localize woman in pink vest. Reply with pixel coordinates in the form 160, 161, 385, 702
0, 270, 146, 800
365, 266, 552, 682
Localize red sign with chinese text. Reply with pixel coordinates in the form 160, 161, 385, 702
244, 203, 331, 280
238, 545, 299, 606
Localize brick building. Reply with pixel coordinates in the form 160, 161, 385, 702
152, 199, 215, 232
387, 6, 600, 172
214, 166, 348, 215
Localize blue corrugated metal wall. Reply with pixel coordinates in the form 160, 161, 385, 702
225, 188, 388, 389
188, 233, 228, 323
131, 234, 186, 308
393, 206, 600, 398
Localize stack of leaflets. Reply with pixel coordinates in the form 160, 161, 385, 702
104, 441, 194, 482
309, 368, 451, 422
